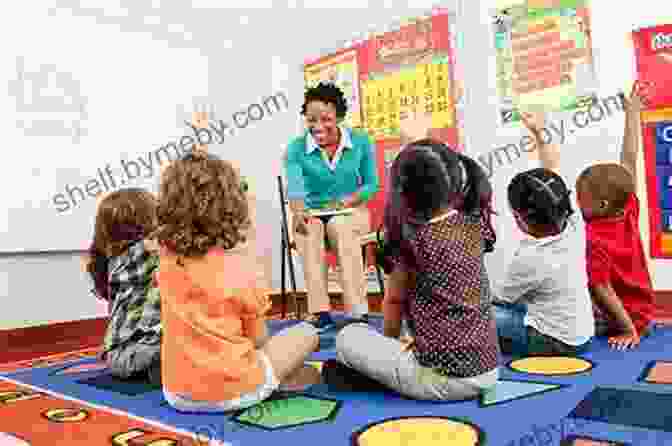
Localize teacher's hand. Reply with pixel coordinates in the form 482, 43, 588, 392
519, 108, 547, 138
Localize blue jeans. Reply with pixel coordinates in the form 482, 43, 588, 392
494, 302, 591, 356
493, 302, 528, 355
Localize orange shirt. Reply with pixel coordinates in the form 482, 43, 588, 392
157, 243, 271, 402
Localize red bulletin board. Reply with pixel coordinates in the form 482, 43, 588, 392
633, 24, 672, 258
303, 7, 461, 236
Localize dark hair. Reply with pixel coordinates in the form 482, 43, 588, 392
153, 151, 250, 265
301, 82, 348, 120
382, 139, 495, 267
576, 163, 634, 218
86, 188, 157, 302
508, 168, 574, 229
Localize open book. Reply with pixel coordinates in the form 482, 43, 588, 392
308, 208, 354, 217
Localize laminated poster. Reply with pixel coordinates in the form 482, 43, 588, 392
492, 0, 597, 125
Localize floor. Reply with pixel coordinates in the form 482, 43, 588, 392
2, 292, 671, 364
2, 315, 672, 446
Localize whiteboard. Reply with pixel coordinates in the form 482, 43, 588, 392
1, 5, 208, 252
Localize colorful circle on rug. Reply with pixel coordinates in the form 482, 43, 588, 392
352, 416, 484, 446
509, 357, 594, 376
42, 408, 89, 422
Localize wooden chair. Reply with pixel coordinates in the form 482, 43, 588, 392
277, 176, 385, 320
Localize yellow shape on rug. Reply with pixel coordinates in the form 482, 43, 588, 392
355, 417, 480, 446
510, 357, 593, 375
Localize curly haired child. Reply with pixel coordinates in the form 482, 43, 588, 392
576, 82, 657, 350
154, 151, 318, 413
85, 188, 162, 385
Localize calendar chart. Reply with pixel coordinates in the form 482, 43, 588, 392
361, 57, 454, 140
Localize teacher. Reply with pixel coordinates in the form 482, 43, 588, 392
284, 82, 379, 332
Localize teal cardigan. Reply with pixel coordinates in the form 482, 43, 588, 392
284, 127, 379, 210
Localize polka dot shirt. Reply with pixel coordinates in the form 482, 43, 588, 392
393, 210, 499, 378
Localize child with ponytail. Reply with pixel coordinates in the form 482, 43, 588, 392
330, 138, 499, 401
493, 111, 594, 356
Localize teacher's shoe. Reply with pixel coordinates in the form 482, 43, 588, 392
307, 312, 337, 333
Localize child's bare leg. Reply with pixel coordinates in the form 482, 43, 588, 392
261, 322, 319, 382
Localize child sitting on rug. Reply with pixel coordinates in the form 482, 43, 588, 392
492, 111, 594, 357
576, 81, 657, 350
153, 150, 319, 413
85, 188, 162, 385
329, 139, 499, 400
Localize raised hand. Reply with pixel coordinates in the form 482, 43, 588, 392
521, 107, 561, 171
192, 110, 209, 128
191, 110, 210, 154
519, 107, 547, 138
625, 80, 653, 112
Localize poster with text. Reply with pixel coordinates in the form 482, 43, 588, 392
632, 24, 672, 109
304, 49, 363, 128
492, 0, 597, 125
358, 9, 460, 149
633, 24, 672, 258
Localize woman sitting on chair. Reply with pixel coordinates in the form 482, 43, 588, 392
283, 82, 379, 332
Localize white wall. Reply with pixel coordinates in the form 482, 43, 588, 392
2, 0, 671, 331
1, 2, 456, 330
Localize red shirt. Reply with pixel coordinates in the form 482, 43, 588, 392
585, 193, 656, 334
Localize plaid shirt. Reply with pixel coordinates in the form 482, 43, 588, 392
102, 239, 161, 357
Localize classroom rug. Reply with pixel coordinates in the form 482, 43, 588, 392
1, 316, 672, 445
